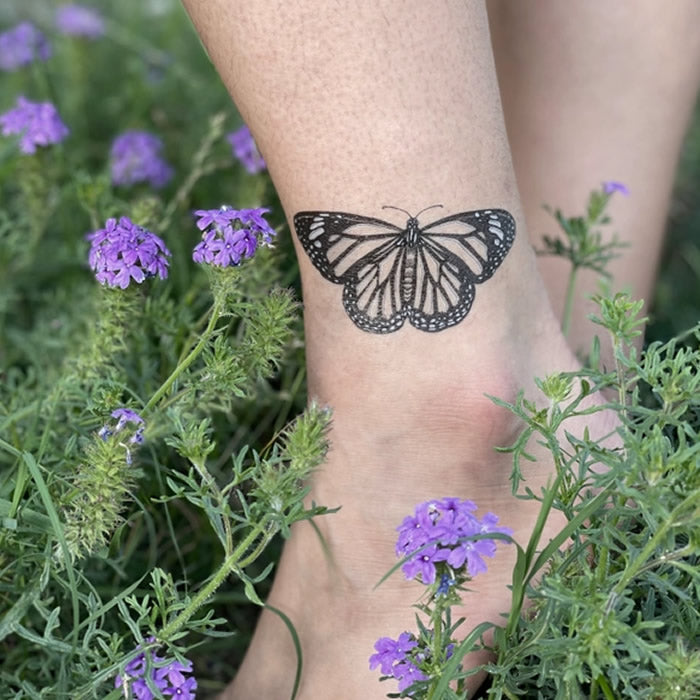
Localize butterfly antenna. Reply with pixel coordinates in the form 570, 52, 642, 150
382, 205, 412, 218
414, 204, 444, 218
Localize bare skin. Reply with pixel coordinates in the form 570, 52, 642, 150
489, 0, 700, 361
178, 1, 700, 697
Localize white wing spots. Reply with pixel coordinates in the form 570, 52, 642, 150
488, 215, 505, 242
308, 223, 325, 240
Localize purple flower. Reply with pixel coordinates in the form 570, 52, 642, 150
115, 641, 196, 700
112, 408, 144, 428
192, 206, 276, 268
227, 125, 265, 174
370, 632, 429, 696
87, 216, 171, 289
99, 408, 146, 461
193, 207, 239, 231
401, 543, 445, 585
55, 4, 105, 39
396, 498, 511, 583
445, 538, 493, 576
157, 661, 198, 699
396, 501, 438, 555
110, 131, 173, 188
0, 22, 51, 71
395, 660, 429, 693
369, 632, 418, 675
0, 97, 69, 154
603, 181, 629, 196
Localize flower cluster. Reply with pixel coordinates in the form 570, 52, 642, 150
396, 497, 511, 584
0, 96, 69, 154
369, 632, 428, 693
227, 125, 266, 174
110, 130, 174, 188
98, 408, 145, 465
192, 206, 275, 268
0, 22, 51, 72
55, 4, 105, 39
371, 499, 509, 696
115, 640, 197, 700
87, 217, 171, 289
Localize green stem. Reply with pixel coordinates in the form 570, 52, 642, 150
612, 338, 628, 412
594, 674, 616, 700
143, 299, 223, 413
561, 265, 579, 337
158, 115, 226, 232
158, 518, 274, 640
427, 609, 444, 700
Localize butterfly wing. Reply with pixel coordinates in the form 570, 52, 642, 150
294, 211, 402, 283
294, 211, 409, 332
405, 209, 516, 332
419, 209, 516, 283
404, 241, 476, 332
294, 208, 516, 334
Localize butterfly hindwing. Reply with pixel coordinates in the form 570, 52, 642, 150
293, 207, 515, 334
406, 240, 475, 332
342, 244, 409, 333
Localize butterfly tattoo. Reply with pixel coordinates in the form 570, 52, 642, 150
293, 205, 516, 333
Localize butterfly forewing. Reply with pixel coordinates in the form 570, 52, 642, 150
421, 209, 515, 283
295, 212, 401, 283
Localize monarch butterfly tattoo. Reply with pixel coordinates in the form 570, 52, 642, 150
294, 205, 516, 333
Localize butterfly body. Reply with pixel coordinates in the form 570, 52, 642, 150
294, 207, 515, 334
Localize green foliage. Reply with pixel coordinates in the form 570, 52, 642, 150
0, 2, 316, 697
482, 298, 700, 699
538, 186, 629, 337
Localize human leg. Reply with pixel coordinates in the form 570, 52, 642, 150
180, 1, 611, 697
488, 0, 700, 359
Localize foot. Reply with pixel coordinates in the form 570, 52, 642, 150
222, 250, 616, 699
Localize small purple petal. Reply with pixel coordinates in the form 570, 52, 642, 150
603, 181, 630, 196
55, 5, 105, 38
227, 124, 266, 174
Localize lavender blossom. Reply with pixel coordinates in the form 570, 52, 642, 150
370, 632, 428, 695
115, 639, 197, 700
0, 96, 69, 154
110, 131, 173, 188
192, 206, 276, 268
87, 217, 170, 289
227, 124, 266, 174
396, 497, 511, 583
98, 408, 145, 463
55, 4, 105, 39
603, 181, 630, 196
0, 22, 51, 71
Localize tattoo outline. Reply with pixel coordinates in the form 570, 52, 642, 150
294, 205, 515, 333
